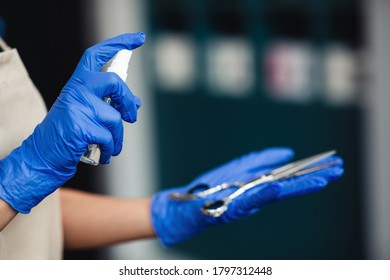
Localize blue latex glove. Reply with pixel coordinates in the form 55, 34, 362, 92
0, 32, 146, 214
151, 147, 344, 247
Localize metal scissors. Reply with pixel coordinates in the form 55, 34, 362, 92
169, 150, 339, 218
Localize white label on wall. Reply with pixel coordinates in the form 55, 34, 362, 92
323, 44, 358, 105
206, 37, 254, 98
154, 33, 196, 92
265, 41, 313, 103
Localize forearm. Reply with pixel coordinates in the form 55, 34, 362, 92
0, 198, 17, 232
60, 188, 156, 249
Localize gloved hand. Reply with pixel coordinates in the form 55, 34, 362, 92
0, 32, 146, 214
151, 147, 344, 247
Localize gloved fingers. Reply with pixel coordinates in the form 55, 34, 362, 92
277, 155, 344, 183
134, 95, 142, 109
308, 155, 344, 170
83, 123, 115, 164
297, 164, 344, 183
214, 164, 343, 209
87, 94, 124, 156
221, 183, 281, 222
318, 155, 343, 165
214, 147, 294, 182
250, 156, 344, 183
277, 175, 329, 200
191, 147, 294, 185
79, 32, 146, 72
86, 72, 140, 123
112, 83, 141, 123
207, 175, 328, 222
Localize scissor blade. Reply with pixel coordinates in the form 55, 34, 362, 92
271, 150, 336, 180
285, 160, 340, 178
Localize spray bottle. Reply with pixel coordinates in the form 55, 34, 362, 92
80, 49, 133, 166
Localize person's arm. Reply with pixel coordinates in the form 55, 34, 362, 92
60, 148, 343, 249
0, 198, 17, 232
60, 188, 155, 249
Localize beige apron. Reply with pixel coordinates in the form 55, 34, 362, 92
0, 38, 63, 259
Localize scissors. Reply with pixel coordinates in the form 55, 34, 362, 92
169, 150, 340, 218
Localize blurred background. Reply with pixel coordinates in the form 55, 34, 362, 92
1, 0, 389, 259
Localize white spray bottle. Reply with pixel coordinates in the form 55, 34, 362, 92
80, 49, 133, 166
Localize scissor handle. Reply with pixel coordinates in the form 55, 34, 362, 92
188, 184, 210, 194
200, 177, 271, 217
169, 184, 212, 200
201, 199, 228, 217
169, 182, 241, 201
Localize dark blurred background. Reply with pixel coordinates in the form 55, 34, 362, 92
1, 0, 389, 260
